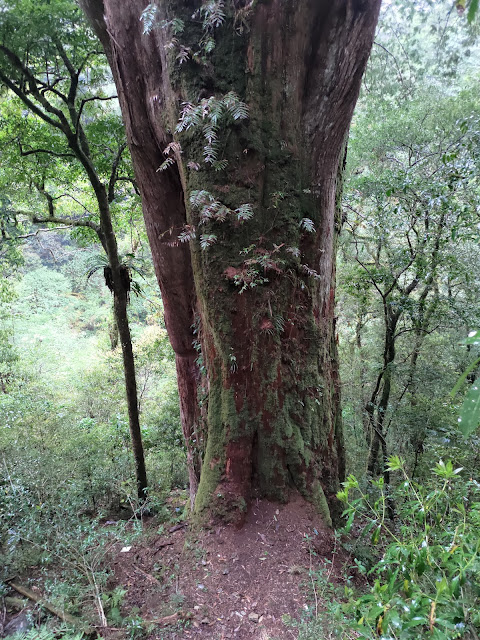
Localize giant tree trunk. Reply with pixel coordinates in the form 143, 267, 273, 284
81, 0, 381, 526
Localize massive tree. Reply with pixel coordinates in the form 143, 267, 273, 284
80, 0, 381, 525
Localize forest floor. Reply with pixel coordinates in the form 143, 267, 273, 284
2, 494, 353, 639
104, 494, 347, 640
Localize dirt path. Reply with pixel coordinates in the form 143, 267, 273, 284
110, 494, 341, 639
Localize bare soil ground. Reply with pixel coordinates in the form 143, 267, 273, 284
107, 494, 345, 640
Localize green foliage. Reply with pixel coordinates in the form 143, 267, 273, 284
141, 0, 226, 59
8, 627, 84, 640
0, 231, 186, 625
335, 459, 480, 639
190, 189, 241, 222
450, 331, 480, 437
339, 0, 480, 481
457, 382, 480, 437
176, 92, 248, 169
102, 586, 128, 625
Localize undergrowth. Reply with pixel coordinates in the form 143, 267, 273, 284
298, 458, 480, 640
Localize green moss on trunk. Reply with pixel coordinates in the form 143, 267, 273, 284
155, 0, 380, 527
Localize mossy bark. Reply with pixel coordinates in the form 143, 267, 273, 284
81, 0, 381, 526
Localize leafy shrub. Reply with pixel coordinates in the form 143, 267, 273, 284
9, 627, 84, 640
336, 458, 480, 639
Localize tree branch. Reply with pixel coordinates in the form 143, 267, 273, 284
32, 214, 100, 234
0, 45, 72, 134
19, 144, 75, 160
108, 143, 127, 203
33, 183, 101, 235
76, 94, 117, 131
0, 68, 62, 131
15, 225, 74, 239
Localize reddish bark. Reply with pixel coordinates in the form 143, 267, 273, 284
80, 0, 201, 502
80, 0, 381, 525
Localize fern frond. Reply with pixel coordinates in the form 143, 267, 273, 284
200, 234, 217, 249
178, 226, 197, 243
212, 159, 228, 171
299, 218, 316, 233
200, 0, 226, 29
190, 190, 215, 209
156, 157, 175, 172
235, 203, 254, 222
140, 3, 158, 35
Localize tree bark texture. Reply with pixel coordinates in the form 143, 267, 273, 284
81, 0, 381, 525
80, 0, 202, 504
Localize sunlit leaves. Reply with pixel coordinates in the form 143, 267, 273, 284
386, 455, 405, 471
434, 459, 463, 478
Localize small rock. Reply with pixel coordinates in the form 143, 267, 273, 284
197, 583, 205, 590
4, 611, 32, 636
248, 612, 259, 623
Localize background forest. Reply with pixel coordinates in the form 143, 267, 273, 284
1, 0, 480, 639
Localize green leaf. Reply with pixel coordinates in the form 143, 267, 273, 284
387, 455, 404, 471
461, 329, 480, 345
344, 511, 355, 534
457, 383, 480, 437
450, 354, 480, 398
468, 0, 479, 21
371, 524, 381, 545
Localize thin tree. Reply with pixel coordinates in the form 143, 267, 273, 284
0, 4, 148, 499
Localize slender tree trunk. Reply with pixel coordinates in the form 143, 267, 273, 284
97, 178, 149, 501
81, 0, 381, 526
80, 0, 202, 506
176, 352, 202, 508
366, 306, 399, 477
109, 313, 119, 350
113, 278, 148, 499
